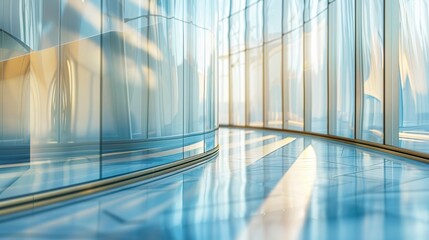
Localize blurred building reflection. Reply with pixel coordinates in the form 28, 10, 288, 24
0, 0, 218, 199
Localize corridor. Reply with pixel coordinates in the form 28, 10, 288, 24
0, 128, 428, 240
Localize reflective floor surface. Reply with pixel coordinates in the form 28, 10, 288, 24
1, 127, 429, 240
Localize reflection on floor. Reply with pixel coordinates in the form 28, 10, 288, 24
1, 127, 429, 239
0, 133, 214, 200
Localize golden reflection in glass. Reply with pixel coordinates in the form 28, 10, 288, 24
30, 47, 59, 145
60, 37, 100, 143
1, 55, 30, 145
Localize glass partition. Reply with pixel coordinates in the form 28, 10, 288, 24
357, 0, 384, 144
0, 0, 218, 200
396, 0, 429, 153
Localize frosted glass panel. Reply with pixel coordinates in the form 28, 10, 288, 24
231, 52, 246, 126
265, 39, 282, 129
284, 0, 304, 33
1, 55, 30, 145
205, 30, 216, 131
149, 18, 184, 137
219, 0, 231, 19
397, 0, 429, 153
184, 25, 205, 135
30, 48, 60, 145
218, 0, 429, 156
246, 2, 263, 48
304, 11, 327, 134
231, 0, 245, 14
264, 0, 283, 42
328, 0, 355, 138
61, 0, 102, 44
0, 0, 218, 198
60, 38, 101, 143
219, 57, 230, 125
359, 0, 384, 143
230, 11, 245, 53
283, 28, 304, 131
247, 47, 263, 127
219, 19, 230, 56
304, 0, 327, 22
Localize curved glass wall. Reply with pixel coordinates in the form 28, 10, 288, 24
0, 0, 218, 200
219, 0, 429, 156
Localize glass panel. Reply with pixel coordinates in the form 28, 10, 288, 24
231, 52, 246, 126
0, 0, 218, 200
34, 1, 61, 50
359, 0, 384, 143
60, 42, 101, 140
231, 0, 246, 14
184, 0, 196, 23
59, 36, 101, 180
0, 55, 31, 199
1, 55, 30, 145
205, 30, 216, 153
205, 30, 216, 132
196, 0, 206, 27
397, 0, 429, 153
184, 23, 205, 157
0, 1, 33, 60
246, 1, 263, 48
328, 0, 355, 138
219, 18, 230, 56
101, 30, 130, 142
219, 56, 230, 125
247, 47, 263, 127
230, 10, 245, 54
264, 0, 283, 42
30, 48, 60, 146
104, 0, 124, 33
283, 28, 304, 131
304, 0, 328, 22
265, 39, 282, 129
219, 0, 231, 19
148, 18, 183, 138
61, 0, 102, 44
123, 0, 150, 140
284, 0, 304, 33
304, 10, 327, 134
247, 0, 259, 7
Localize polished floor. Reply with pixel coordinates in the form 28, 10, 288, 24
1, 127, 429, 239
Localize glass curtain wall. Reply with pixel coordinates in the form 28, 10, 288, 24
219, 0, 429, 155
394, 0, 429, 153
0, 0, 218, 200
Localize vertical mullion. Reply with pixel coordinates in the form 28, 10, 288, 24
303, 1, 307, 132
327, 2, 334, 135
281, 0, 285, 130
244, 3, 249, 126
228, 7, 232, 125
182, 0, 185, 158
262, 0, 267, 127
384, 0, 399, 146
355, 0, 362, 140
100, 0, 104, 178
